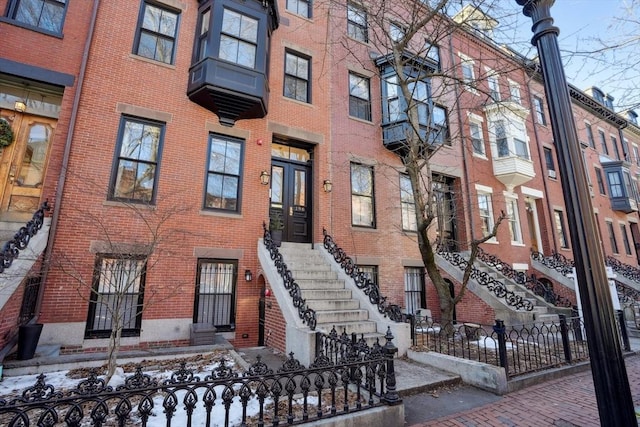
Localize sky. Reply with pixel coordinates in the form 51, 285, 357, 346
499, 0, 639, 111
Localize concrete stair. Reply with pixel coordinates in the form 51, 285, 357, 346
277, 242, 383, 343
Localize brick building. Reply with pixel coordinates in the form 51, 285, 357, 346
0, 0, 638, 361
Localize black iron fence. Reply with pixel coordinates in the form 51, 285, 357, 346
0, 333, 400, 427
262, 223, 317, 330
411, 313, 631, 379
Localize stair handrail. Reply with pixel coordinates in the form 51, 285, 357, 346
530, 250, 574, 276
478, 248, 573, 308
532, 251, 640, 305
436, 245, 534, 311
262, 223, 317, 330
605, 256, 640, 283
322, 229, 404, 322
0, 201, 50, 274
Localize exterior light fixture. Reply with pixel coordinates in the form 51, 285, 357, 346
245, 269, 253, 282
14, 100, 27, 113
260, 170, 270, 185
323, 179, 333, 193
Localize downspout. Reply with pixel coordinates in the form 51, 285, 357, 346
447, 33, 474, 247
35, 0, 101, 319
524, 74, 558, 254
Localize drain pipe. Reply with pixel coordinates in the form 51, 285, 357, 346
35, 0, 101, 319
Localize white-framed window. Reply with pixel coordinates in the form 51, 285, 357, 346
506, 197, 523, 244
476, 185, 495, 238
633, 144, 640, 166
554, 209, 569, 248
347, 2, 368, 43
390, 22, 405, 42
351, 163, 375, 227
508, 81, 521, 104
490, 118, 530, 160
458, 53, 476, 93
533, 96, 546, 125
470, 120, 485, 156
487, 71, 500, 101
399, 174, 417, 232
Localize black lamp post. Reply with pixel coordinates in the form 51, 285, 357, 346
515, 1, 635, 425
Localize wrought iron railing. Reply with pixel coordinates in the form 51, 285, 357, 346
263, 223, 317, 330
322, 229, 404, 322
0, 201, 50, 274
478, 248, 573, 308
436, 247, 534, 311
530, 250, 574, 276
0, 342, 400, 426
532, 251, 640, 305
413, 316, 602, 378
606, 256, 640, 283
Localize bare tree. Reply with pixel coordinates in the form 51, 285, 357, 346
322, 0, 525, 323
51, 191, 193, 383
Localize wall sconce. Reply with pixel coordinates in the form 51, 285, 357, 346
260, 170, 270, 186
323, 179, 333, 193
245, 269, 253, 282
14, 100, 27, 113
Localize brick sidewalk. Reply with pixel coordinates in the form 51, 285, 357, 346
412, 354, 640, 427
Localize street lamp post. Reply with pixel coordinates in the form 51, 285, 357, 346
515, 1, 636, 425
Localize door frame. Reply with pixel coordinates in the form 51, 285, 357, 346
269, 147, 313, 244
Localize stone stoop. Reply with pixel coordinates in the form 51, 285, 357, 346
277, 243, 383, 345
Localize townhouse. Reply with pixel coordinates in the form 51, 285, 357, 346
0, 0, 638, 359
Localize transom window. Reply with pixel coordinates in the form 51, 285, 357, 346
284, 51, 310, 103
347, 2, 368, 42
86, 256, 145, 338
286, 0, 311, 18
134, 1, 179, 65
205, 134, 243, 212
400, 174, 417, 232
194, 259, 237, 330
110, 117, 163, 204
349, 72, 371, 121
351, 163, 375, 227
7, 0, 67, 34
219, 9, 258, 68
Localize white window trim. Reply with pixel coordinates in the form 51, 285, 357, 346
469, 119, 486, 159
508, 79, 521, 104
458, 52, 477, 95
505, 196, 523, 245
485, 67, 500, 101
476, 185, 497, 243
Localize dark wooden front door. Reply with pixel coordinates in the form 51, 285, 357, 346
269, 159, 311, 243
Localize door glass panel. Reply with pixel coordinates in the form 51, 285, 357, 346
270, 166, 283, 206
271, 143, 310, 162
18, 123, 51, 187
294, 170, 305, 207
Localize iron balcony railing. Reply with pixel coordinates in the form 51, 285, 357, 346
322, 229, 404, 322
0, 335, 400, 426
477, 248, 573, 308
262, 223, 317, 330
436, 246, 534, 311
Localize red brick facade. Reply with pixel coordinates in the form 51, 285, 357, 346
1, 0, 638, 356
